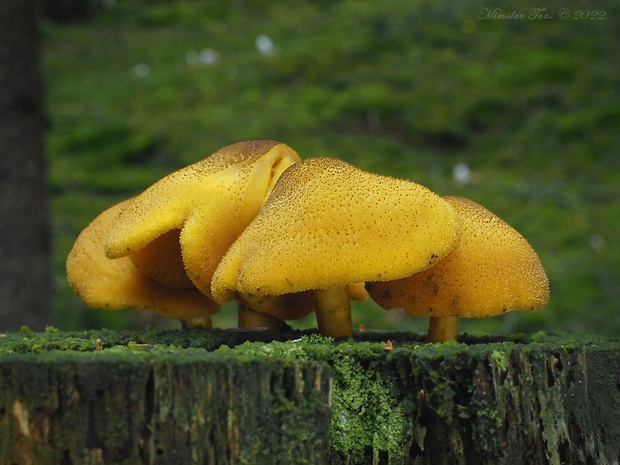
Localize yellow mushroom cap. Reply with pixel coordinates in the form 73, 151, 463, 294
104, 140, 301, 298
211, 157, 459, 302
347, 282, 369, 303
66, 200, 219, 320
367, 196, 550, 318
129, 228, 193, 289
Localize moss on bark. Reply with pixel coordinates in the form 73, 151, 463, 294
1, 328, 619, 464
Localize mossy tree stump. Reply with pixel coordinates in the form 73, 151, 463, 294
1, 329, 619, 464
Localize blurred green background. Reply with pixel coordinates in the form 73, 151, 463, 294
45, 0, 619, 336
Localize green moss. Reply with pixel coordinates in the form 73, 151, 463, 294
490, 350, 507, 372
0, 327, 311, 355
211, 336, 417, 462
214, 336, 321, 361
327, 349, 413, 463
471, 399, 503, 442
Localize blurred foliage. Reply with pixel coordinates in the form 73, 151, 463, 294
44, 0, 620, 336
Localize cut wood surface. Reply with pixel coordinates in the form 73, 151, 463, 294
1, 328, 619, 464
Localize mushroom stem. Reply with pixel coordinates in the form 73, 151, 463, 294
315, 286, 353, 338
426, 316, 459, 342
237, 303, 285, 332
181, 316, 213, 330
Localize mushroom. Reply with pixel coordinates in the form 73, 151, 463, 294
103, 140, 302, 328
236, 283, 370, 332
366, 196, 550, 342
211, 157, 459, 338
236, 290, 317, 330
67, 199, 219, 328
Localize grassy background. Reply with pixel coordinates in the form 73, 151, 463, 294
44, 0, 620, 336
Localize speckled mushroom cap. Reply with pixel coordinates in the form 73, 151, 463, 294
366, 196, 550, 318
66, 200, 219, 320
211, 157, 459, 303
104, 140, 301, 299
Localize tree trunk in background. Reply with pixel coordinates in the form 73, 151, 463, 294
0, 1, 53, 331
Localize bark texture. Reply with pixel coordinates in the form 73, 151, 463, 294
0, 0, 53, 331
0, 349, 332, 465
325, 336, 620, 464
0, 330, 618, 465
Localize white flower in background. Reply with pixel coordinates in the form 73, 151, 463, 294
133, 63, 151, 78
200, 49, 219, 65
453, 162, 472, 185
255, 34, 275, 56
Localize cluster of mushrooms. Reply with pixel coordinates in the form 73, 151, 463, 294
66, 140, 550, 342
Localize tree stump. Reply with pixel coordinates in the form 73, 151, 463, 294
1, 328, 619, 464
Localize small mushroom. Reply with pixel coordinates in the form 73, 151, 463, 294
66, 199, 219, 327
103, 140, 301, 325
211, 157, 459, 338
367, 196, 550, 342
